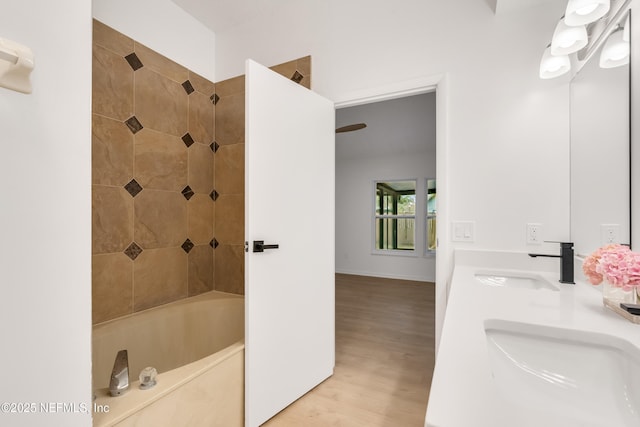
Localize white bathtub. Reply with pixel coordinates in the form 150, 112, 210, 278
92, 291, 244, 427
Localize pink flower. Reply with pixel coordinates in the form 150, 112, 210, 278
582, 244, 629, 285
583, 254, 603, 285
584, 244, 640, 290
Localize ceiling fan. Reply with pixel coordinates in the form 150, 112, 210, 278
335, 123, 367, 133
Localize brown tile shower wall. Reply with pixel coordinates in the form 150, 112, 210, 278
92, 19, 312, 323
211, 75, 243, 296
92, 20, 217, 323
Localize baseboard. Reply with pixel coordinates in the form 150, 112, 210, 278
335, 268, 434, 283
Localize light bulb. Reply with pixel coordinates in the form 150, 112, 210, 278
600, 29, 630, 68
540, 46, 571, 79
547, 62, 563, 73
565, 0, 610, 26
551, 19, 587, 55
576, 4, 598, 15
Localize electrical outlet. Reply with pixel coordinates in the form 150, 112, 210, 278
526, 223, 542, 244
601, 224, 620, 244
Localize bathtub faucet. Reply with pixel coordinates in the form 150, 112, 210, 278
109, 349, 130, 396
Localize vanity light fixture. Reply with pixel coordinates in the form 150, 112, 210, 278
539, 44, 571, 79
551, 17, 588, 55
599, 27, 630, 68
565, 0, 610, 26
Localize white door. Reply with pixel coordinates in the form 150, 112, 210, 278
245, 59, 335, 427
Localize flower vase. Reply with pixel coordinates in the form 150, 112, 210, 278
602, 280, 639, 323
602, 279, 637, 305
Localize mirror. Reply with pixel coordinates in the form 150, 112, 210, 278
570, 9, 631, 257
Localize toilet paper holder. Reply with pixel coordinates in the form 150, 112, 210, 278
0, 37, 35, 94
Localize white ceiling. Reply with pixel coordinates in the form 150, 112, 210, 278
172, 0, 296, 33
172, 0, 560, 33
335, 92, 437, 162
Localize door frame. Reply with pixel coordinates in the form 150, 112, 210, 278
334, 73, 450, 352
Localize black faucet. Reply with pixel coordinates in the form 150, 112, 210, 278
528, 241, 575, 284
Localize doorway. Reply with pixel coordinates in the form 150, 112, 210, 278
335, 91, 437, 282
334, 76, 450, 351
320, 90, 440, 425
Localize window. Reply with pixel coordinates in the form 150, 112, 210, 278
426, 179, 437, 253
374, 180, 416, 251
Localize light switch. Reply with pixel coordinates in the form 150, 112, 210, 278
452, 221, 475, 242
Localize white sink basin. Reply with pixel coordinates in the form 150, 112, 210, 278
484, 319, 640, 426
475, 270, 559, 291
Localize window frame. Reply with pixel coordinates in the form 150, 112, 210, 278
425, 178, 437, 256
372, 179, 418, 257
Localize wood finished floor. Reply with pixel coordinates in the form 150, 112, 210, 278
263, 273, 436, 427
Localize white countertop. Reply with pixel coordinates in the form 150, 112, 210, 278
425, 249, 640, 427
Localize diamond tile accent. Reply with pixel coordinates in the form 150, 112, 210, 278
181, 239, 194, 253
291, 71, 304, 84
125, 116, 143, 134
210, 190, 219, 201
124, 242, 143, 260
210, 238, 219, 249
124, 179, 143, 197
124, 53, 144, 71
182, 133, 195, 148
210, 141, 220, 153
181, 185, 194, 200
182, 80, 195, 95
210, 93, 220, 105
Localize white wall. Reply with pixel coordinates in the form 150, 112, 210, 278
215, 0, 571, 252
0, 1, 92, 426
336, 93, 436, 281
215, 0, 570, 337
93, 0, 216, 81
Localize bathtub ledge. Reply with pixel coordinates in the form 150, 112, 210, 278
93, 340, 244, 427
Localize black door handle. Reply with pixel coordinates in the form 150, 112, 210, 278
253, 240, 279, 253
